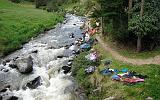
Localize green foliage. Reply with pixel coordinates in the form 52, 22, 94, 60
10, 0, 21, 3
129, 0, 160, 38
92, 0, 128, 40
35, 0, 47, 8
129, 14, 158, 37
0, 0, 63, 56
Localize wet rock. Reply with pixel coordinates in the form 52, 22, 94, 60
8, 60, 17, 68
0, 68, 21, 91
0, 96, 2, 100
31, 50, 38, 53
69, 45, 79, 52
2, 61, 6, 66
0, 90, 18, 100
25, 76, 41, 89
47, 46, 56, 49
0, 65, 9, 73
57, 55, 63, 58
63, 49, 73, 57
67, 62, 72, 66
5, 59, 11, 63
62, 66, 71, 74
13, 57, 19, 61
0, 88, 8, 93
2, 69, 9, 72
8, 96, 18, 100
15, 56, 33, 74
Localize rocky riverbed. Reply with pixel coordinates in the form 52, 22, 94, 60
0, 14, 86, 100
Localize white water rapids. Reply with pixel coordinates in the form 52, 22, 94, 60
1, 14, 86, 100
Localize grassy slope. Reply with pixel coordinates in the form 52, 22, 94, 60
73, 43, 160, 100
0, 0, 64, 56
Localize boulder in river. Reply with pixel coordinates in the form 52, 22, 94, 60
62, 66, 71, 74
24, 76, 42, 89
8, 60, 17, 68
15, 56, 33, 74
0, 90, 19, 100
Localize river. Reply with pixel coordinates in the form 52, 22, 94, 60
0, 14, 86, 100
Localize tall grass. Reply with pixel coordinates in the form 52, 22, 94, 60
0, 0, 64, 56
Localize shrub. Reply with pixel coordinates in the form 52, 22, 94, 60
10, 0, 21, 3
35, 0, 48, 8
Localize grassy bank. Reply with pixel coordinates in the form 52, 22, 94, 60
0, 0, 64, 56
72, 42, 160, 100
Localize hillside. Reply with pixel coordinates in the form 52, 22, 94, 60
0, 0, 63, 56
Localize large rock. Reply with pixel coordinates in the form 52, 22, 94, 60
0, 66, 21, 91
62, 66, 71, 74
24, 76, 42, 89
15, 56, 33, 74
0, 90, 19, 100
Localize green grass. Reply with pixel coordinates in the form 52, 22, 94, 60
102, 36, 160, 59
0, 0, 64, 56
72, 43, 160, 100
119, 47, 160, 59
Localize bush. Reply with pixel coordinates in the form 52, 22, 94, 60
10, 0, 21, 3
24, 0, 34, 2
35, 0, 47, 8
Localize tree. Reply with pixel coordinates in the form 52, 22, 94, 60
137, 0, 144, 52
129, 0, 160, 52
92, 0, 128, 37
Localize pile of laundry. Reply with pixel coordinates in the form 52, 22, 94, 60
100, 67, 148, 84
85, 66, 96, 74
85, 49, 98, 62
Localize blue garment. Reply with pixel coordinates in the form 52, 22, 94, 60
80, 43, 91, 49
100, 69, 112, 75
121, 68, 128, 73
111, 75, 120, 80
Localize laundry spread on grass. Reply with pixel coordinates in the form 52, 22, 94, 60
85, 49, 98, 62
99, 62, 148, 84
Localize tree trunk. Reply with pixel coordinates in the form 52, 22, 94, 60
137, 36, 142, 52
128, 0, 133, 12
140, 0, 144, 17
136, 0, 144, 52
128, 0, 133, 19
101, 16, 104, 36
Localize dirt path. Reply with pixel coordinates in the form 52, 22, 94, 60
96, 35, 160, 65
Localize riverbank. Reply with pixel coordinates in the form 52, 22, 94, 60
72, 35, 160, 99
0, 0, 64, 56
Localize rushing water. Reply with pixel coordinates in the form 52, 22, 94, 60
1, 14, 86, 100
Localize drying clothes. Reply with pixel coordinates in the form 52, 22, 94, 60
86, 38, 95, 45
80, 43, 91, 49
134, 74, 148, 79
85, 33, 90, 42
100, 68, 113, 76
111, 75, 121, 81
85, 66, 96, 74
85, 53, 97, 62
121, 68, 128, 73
123, 78, 144, 84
